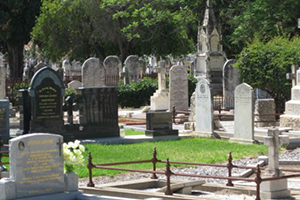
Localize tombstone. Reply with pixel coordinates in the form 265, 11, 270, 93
183, 92, 196, 131
67, 80, 82, 90
33, 61, 45, 74
150, 61, 169, 111
286, 65, 299, 87
29, 67, 65, 133
145, 112, 178, 137
223, 59, 240, 109
0, 65, 6, 99
72, 61, 82, 77
139, 58, 146, 78
0, 100, 9, 140
260, 128, 290, 199
254, 99, 276, 127
18, 90, 31, 135
194, 78, 214, 137
62, 60, 71, 78
169, 65, 188, 111
123, 55, 140, 84
103, 56, 121, 86
74, 87, 119, 138
82, 57, 105, 87
280, 68, 300, 130
230, 83, 255, 143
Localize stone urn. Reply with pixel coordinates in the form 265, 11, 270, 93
64, 172, 78, 192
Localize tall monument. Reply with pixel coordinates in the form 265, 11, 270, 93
195, 0, 226, 93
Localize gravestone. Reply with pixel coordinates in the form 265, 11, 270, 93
169, 65, 188, 111
8, 133, 64, 198
0, 100, 9, 140
62, 60, 71, 77
103, 56, 121, 86
124, 55, 140, 84
145, 112, 178, 137
223, 59, 240, 109
254, 99, 276, 127
29, 67, 65, 133
194, 78, 214, 137
74, 87, 119, 138
33, 61, 45, 74
82, 57, 105, 87
0, 54, 5, 99
139, 58, 146, 78
18, 90, 31, 135
150, 61, 169, 111
260, 128, 290, 199
67, 80, 82, 90
280, 69, 300, 130
230, 83, 255, 143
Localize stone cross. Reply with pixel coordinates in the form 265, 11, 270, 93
264, 128, 289, 176
56, 138, 63, 157
154, 61, 167, 91
286, 65, 299, 87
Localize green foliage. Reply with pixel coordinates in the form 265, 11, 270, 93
11, 80, 31, 106
187, 75, 197, 105
74, 137, 268, 178
235, 36, 300, 108
118, 77, 157, 108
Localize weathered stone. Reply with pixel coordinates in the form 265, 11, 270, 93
82, 57, 105, 87
104, 56, 121, 86
254, 99, 276, 127
123, 55, 140, 84
0, 100, 9, 139
67, 80, 82, 90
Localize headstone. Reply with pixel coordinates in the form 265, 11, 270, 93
280, 68, 300, 130
124, 55, 140, 84
0, 100, 9, 140
33, 61, 45, 74
67, 80, 82, 90
183, 92, 196, 131
150, 61, 169, 111
103, 56, 121, 86
82, 57, 105, 87
223, 59, 240, 109
0, 65, 5, 99
260, 128, 290, 199
145, 112, 178, 137
29, 67, 65, 133
194, 78, 214, 137
139, 58, 146, 78
230, 83, 255, 143
18, 90, 31, 135
169, 65, 188, 111
74, 87, 119, 138
254, 99, 276, 127
9, 133, 64, 198
62, 60, 71, 78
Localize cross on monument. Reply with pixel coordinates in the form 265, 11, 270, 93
286, 65, 299, 87
56, 138, 64, 157
263, 128, 289, 177
154, 61, 167, 91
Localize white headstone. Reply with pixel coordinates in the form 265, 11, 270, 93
9, 133, 64, 198
67, 80, 82, 90
230, 83, 254, 143
82, 57, 105, 87
169, 65, 188, 111
62, 60, 71, 77
195, 78, 214, 136
104, 56, 121, 86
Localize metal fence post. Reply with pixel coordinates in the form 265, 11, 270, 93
226, 152, 234, 186
165, 158, 173, 195
255, 164, 262, 200
87, 152, 95, 187
151, 147, 158, 179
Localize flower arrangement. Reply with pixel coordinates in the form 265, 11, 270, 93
63, 140, 85, 173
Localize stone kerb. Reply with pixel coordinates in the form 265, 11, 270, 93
169, 65, 188, 111
230, 83, 255, 144
194, 78, 214, 137
82, 57, 105, 87
104, 56, 121, 86
9, 133, 64, 199
29, 67, 65, 133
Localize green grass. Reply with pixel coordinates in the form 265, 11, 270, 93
1, 138, 269, 178
125, 129, 145, 136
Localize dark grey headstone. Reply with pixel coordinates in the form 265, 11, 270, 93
9, 133, 64, 198
0, 100, 9, 139
29, 67, 65, 133
145, 112, 178, 137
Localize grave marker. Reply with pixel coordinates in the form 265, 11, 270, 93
0, 100, 9, 139
67, 80, 82, 90
230, 83, 254, 143
124, 55, 140, 84
104, 56, 121, 86
9, 133, 64, 198
82, 57, 105, 87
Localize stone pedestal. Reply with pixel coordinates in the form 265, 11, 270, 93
0, 178, 16, 200
260, 174, 290, 199
150, 90, 169, 111
64, 172, 78, 192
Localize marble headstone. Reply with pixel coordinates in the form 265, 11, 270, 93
124, 55, 140, 84
103, 56, 121, 86
194, 78, 214, 137
169, 65, 188, 111
230, 83, 254, 143
62, 60, 71, 77
67, 80, 82, 90
9, 133, 64, 198
82, 57, 105, 87
223, 59, 240, 109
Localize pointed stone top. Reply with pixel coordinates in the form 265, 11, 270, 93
202, 0, 218, 34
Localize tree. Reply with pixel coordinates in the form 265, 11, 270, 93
235, 36, 300, 109
0, 0, 41, 81
32, 0, 207, 62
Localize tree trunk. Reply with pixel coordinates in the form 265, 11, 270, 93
7, 43, 24, 81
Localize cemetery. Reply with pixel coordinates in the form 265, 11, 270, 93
2, 0, 300, 199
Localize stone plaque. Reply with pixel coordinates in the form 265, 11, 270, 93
195, 78, 213, 133
233, 83, 254, 142
9, 133, 64, 198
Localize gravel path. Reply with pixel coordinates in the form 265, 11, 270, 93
79, 148, 300, 199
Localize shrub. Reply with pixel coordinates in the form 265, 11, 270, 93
118, 77, 157, 108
